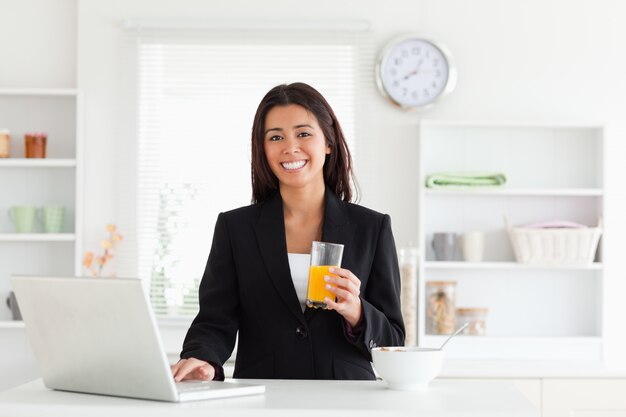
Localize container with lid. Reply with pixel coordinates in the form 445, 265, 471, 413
399, 244, 419, 345
456, 307, 488, 336
0, 129, 9, 158
25, 132, 47, 158
425, 281, 457, 335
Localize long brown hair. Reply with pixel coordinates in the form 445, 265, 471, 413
250, 82, 357, 204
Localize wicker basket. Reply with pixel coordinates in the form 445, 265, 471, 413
505, 217, 602, 265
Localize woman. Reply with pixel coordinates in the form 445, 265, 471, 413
172, 82, 405, 381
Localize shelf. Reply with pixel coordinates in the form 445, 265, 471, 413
0, 88, 77, 97
424, 261, 603, 271
419, 335, 603, 361
418, 121, 605, 361
0, 321, 25, 329
0, 159, 76, 168
424, 188, 603, 197
422, 335, 602, 344
0, 233, 76, 242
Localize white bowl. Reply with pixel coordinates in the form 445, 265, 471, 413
371, 346, 445, 390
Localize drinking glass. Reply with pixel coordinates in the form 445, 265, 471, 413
306, 241, 344, 309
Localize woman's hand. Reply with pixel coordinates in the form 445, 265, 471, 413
323, 267, 363, 327
171, 358, 215, 382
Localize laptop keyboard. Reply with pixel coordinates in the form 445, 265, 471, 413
176, 381, 213, 392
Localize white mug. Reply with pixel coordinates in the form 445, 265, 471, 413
461, 231, 485, 262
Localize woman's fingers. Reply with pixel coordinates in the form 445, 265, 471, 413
171, 358, 213, 382
325, 270, 360, 296
325, 282, 353, 301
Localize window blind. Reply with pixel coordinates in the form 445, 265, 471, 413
132, 27, 373, 317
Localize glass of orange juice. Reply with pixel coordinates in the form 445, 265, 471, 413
306, 241, 344, 309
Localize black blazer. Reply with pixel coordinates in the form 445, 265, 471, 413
181, 188, 405, 380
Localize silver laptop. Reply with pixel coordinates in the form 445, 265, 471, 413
11, 275, 264, 402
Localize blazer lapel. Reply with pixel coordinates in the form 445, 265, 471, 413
253, 192, 306, 325
304, 189, 357, 320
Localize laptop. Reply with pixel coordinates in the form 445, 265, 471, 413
11, 275, 265, 402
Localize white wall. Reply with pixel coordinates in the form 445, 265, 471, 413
2, 0, 626, 390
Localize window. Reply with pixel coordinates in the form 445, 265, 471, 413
132, 26, 373, 317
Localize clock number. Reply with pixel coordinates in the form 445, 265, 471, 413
411, 91, 419, 99
394, 57, 403, 66
390, 68, 397, 76
412, 47, 420, 55
423, 89, 430, 97
392, 80, 399, 88
432, 81, 438, 89
435, 69, 441, 78
401, 49, 409, 58
402, 88, 408, 96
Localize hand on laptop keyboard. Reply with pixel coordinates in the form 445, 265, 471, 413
171, 357, 216, 382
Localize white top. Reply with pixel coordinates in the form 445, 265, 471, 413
288, 253, 311, 312
0, 378, 538, 417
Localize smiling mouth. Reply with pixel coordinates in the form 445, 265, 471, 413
281, 160, 308, 171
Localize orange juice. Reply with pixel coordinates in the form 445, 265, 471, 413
306, 265, 337, 309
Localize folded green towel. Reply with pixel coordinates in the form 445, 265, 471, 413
426, 172, 507, 189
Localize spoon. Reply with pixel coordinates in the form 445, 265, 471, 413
438, 323, 469, 350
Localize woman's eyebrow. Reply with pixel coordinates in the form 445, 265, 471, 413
264, 124, 314, 135
264, 127, 283, 135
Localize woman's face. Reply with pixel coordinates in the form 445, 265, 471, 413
263, 104, 331, 192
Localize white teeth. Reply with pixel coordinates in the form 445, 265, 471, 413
281, 160, 306, 170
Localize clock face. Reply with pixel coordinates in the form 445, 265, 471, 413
377, 37, 455, 110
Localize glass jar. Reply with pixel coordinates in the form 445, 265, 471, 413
425, 281, 457, 335
399, 244, 419, 346
0, 129, 9, 158
456, 307, 488, 336
25, 132, 47, 158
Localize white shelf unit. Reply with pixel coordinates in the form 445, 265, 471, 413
0, 88, 82, 325
417, 121, 604, 361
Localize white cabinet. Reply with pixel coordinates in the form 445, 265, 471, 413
417, 121, 604, 361
543, 379, 626, 417
443, 378, 542, 413
0, 88, 82, 325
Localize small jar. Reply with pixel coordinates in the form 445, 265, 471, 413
425, 281, 457, 335
0, 129, 9, 158
25, 132, 47, 158
399, 244, 419, 346
456, 307, 488, 336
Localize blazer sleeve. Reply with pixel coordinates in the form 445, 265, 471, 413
180, 213, 239, 368
346, 214, 405, 358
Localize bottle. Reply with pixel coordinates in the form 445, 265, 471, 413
425, 281, 457, 335
399, 243, 419, 346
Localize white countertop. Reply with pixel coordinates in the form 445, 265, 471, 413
440, 359, 626, 378
219, 359, 626, 380
0, 378, 537, 417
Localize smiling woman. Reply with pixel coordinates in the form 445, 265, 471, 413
173, 82, 405, 382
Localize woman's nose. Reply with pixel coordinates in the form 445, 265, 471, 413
281, 137, 300, 154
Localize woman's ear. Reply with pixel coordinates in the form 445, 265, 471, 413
326, 143, 332, 155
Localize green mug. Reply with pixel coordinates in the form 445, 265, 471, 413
39, 205, 65, 233
8, 206, 37, 233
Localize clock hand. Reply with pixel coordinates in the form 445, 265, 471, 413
402, 59, 424, 80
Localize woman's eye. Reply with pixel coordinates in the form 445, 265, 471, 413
298, 132, 311, 138
268, 135, 282, 142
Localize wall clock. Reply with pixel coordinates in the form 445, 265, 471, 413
376, 35, 457, 110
